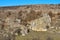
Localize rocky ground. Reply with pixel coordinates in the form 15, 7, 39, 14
0, 4, 60, 40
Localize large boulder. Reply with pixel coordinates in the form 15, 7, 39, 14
28, 13, 51, 31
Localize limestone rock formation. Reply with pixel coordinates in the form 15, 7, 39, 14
28, 13, 51, 31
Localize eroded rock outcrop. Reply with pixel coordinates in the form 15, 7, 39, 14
28, 13, 51, 31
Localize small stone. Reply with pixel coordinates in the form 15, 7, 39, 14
22, 34, 25, 36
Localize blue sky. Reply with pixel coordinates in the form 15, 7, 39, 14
0, 0, 60, 6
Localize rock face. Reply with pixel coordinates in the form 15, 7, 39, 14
28, 13, 51, 31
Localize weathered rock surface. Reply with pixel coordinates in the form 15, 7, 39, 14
28, 13, 51, 31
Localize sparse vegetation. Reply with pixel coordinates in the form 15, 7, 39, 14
47, 36, 53, 40
15, 31, 60, 40
0, 5, 60, 40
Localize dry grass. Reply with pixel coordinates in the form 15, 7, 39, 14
15, 30, 60, 40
